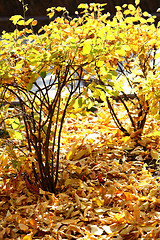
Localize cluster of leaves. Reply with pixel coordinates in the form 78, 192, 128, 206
0, 108, 160, 239
0, 0, 160, 194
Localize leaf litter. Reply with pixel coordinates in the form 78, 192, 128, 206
0, 107, 160, 240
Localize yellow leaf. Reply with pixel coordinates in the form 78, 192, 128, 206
155, 52, 160, 59
9, 15, 23, 25
122, 45, 131, 51
23, 235, 32, 240
135, 0, 140, 6
123, 4, 127, 8
74, 148, 90, 160
68, 164, 82, 174
92, 197, 103, 207
105, 62, 111, 69
17, 20, 25, 25
25, 18, 34, 25
97, 60, 104, 67
82, 41, 92, 55
115, 6, 122, 11
66, 142, 77, 160
56, 6, 66, 12
116, 48, 126, 56
78, 3, 88, 9
128, 4, 135, 11
0, 152, 9, 168
14, 131, 23, 140
114, 212, 125, 221
151, 149, 159, 160
106, 31, 115, 41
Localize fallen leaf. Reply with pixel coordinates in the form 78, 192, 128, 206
89, 225, 103, 235
19, 223, 29, 231
133, 204, 141, 222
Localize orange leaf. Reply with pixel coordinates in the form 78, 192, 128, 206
133, 204, 141, 222
130, 129, 143, 138
19, 223, 29, 231
23, 235, 32, 240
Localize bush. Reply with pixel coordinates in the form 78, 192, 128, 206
0, 1, 160, 193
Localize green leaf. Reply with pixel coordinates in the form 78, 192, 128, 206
27, 82, 33, 92
40, 71, 47, 79
78, 97, 82, 107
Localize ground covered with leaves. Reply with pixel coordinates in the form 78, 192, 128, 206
0, 107, 160, 240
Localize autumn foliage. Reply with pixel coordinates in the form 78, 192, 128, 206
0, 0, 160, 239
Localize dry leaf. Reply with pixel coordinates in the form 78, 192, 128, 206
151, 149, 159, 160
133, 204, 141, 222
89, 225, 103, 235
19, 223, 29, 231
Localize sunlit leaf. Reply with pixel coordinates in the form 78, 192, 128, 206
135, 0, 140, 6
9, 15, 23, 25
23, 235, 32, 240
115, 48, 126, 56
133, 204, 141, 222
89, 225, 103, 235
155, 52, 160, 59
78, 3, 88, 9
17, 20, 25, 25
97, 60, 104, 67
32, 20, 37, 26
14, 131, 23, 140
82, 41, 92, 55
102, 225, 112, 234
151, 149, 159, 160
19, 223, 29, 231
128, 4, 136, 11
11, 118, 20, 129
25, 18, 34, 25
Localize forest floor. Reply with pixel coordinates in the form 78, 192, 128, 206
0, 106, 160, 240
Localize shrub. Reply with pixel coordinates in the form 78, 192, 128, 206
0, 1, 160, 193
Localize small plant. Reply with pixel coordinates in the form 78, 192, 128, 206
0, 0, 160, 193
0, 2, 122, 193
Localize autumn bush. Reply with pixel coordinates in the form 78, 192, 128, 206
0, 0, 160, 193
